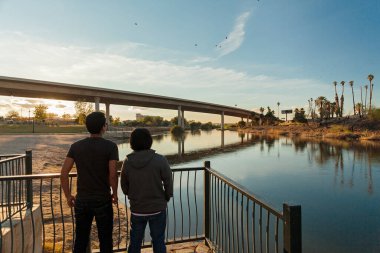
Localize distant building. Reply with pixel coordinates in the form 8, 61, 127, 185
136, 113, 144, 120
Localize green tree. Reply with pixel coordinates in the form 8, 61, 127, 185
61, 113, 72, 120
6, 110, 20, 119
294, 108, 307, 123
170, 116, 188, 126
189, 121, 202, 130
74, 100, 94, 125
34, 104, 48, 121
265, 106, 274, 117
200, 122, 213, 130
237, 120, 246, 128
315, 96, 327, 119
113, 117, 121, 126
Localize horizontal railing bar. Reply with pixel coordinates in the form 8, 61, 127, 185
0, 154, 24, 158
206, 167, 283, 219
0, 155, 25, 164
0, 167, 205, 181
171, 167, 204, 172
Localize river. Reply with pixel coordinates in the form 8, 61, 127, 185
118, 129, 380, 253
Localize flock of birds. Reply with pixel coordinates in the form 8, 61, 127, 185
132, 21, 228, 49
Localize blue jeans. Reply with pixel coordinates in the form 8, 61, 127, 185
74, 198, 113, 253
128, 211, 166, 253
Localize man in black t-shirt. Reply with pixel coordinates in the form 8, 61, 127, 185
60, 112, 119, 253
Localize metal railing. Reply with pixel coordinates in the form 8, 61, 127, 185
0, 151, 33, 225
204, 161, 301, 253
0, 161, 301, 253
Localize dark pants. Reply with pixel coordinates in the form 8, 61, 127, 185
74, 198, 113, 253
128, 211, 166, 253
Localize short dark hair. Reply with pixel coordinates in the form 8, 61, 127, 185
85, 112, 106, 134
130, 128, 153, 151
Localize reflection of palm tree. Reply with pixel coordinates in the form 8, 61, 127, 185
367, 74, 374, 113
368, 153, 373, 194
349, 81, 355, 115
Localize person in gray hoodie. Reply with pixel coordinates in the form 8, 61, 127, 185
120, 128, 173, 253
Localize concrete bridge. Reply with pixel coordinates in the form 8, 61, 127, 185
0, 76, 256, 128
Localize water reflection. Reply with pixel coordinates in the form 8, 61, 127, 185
256, 135, 379, 195
118, 130, 380, 253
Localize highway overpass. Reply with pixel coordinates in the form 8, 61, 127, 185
0, 76, 256, 128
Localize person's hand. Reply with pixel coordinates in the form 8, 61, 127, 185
66, 195, 75, 208
112, 193, 118, 204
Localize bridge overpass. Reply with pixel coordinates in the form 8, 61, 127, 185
0, 76, 256, 128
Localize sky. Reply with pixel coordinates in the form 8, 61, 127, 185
0, 0, 379, 122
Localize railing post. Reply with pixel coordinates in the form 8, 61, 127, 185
204, 161, 211, 241
25, 150, 33, 209
283, 203, 302, 253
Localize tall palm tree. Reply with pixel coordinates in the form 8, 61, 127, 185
364, 85, 368, 114
277, 102, 280, 119
340, 81, 345, 117
349, 81, 355, 115
368, 74, 374, 113
333, 81, 340, 118
360, 86, 364, 116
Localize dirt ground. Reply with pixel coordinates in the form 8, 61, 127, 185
0, 133, 88, 174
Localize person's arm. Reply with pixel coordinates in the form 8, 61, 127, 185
109, 159, 118, 204
120, 160, 129, 195
161, 157, 173, 201
60, 157, 75, 207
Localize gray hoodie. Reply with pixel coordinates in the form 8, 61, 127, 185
120, 149, 173, 213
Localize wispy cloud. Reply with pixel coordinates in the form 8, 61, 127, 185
216, 11, 251, 57
0, 31, 327, 115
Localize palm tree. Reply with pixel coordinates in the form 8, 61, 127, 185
360, 86, 364, 116
277, 102, 280, 119
355, 103, 362, 117
315, 96, 326, 119
364, 85, 368, 114
349, 81, 355, 115
333, 81, 340, 117
368, 74, 374, 113
340, 81, 345, 117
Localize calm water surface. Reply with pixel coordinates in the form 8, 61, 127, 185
118, 130, 380, 253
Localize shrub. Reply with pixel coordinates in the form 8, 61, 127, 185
170, 125, 184, 135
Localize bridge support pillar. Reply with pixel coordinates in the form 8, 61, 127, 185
105, 103, 110, 124
221, 111, 224, 131
177, 106, 185, 128
94, 97, 100, 111
181, 109, 185, 128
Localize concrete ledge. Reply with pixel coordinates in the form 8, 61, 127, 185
1, 206, 42, 253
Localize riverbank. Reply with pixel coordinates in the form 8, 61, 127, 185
244, 119, 380, 142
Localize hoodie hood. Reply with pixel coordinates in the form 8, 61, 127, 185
126, 149, 155, 169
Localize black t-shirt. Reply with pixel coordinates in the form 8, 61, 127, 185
67, 137, 119, 200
